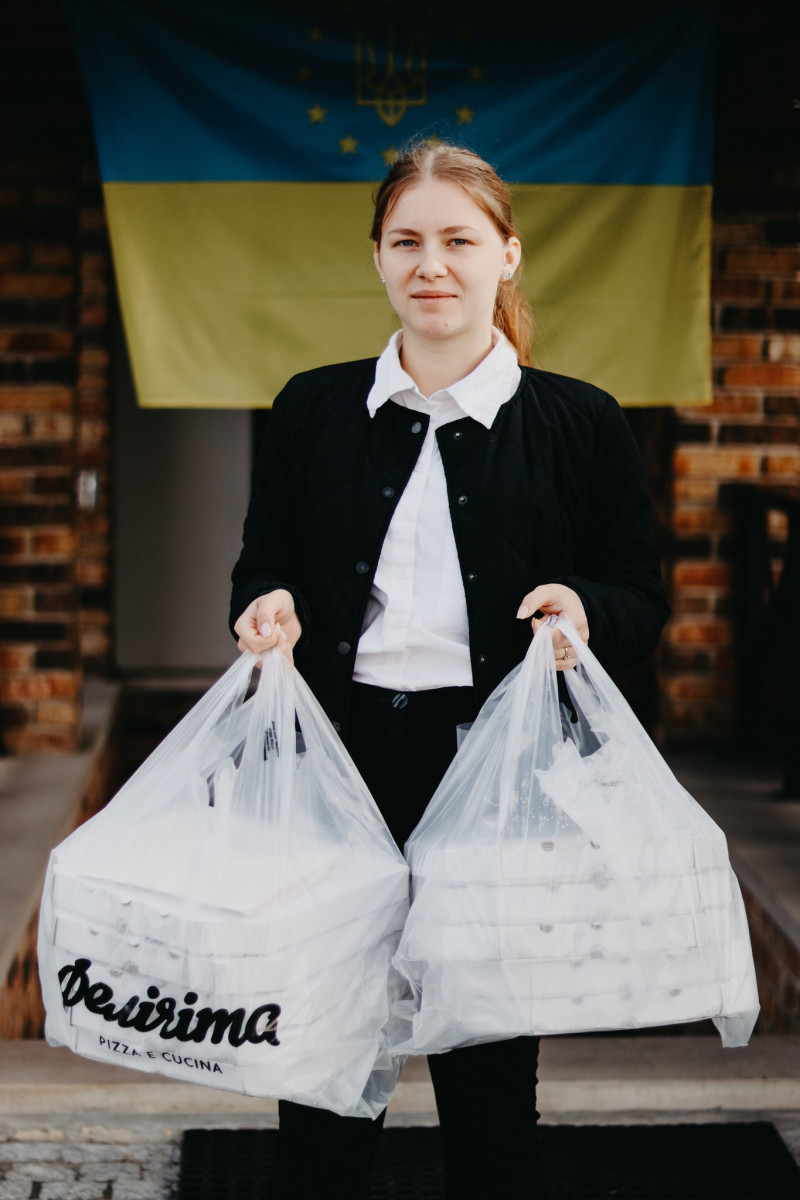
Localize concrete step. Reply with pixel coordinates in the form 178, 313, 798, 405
3, 1036, 798, 1120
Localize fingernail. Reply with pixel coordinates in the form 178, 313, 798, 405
516, 605, 529, 619
259, 622, 271, 637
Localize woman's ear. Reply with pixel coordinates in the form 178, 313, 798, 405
373, 244, 384, 283
503, 236, 522, 278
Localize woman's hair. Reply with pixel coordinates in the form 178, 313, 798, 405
371, 140, 534, 364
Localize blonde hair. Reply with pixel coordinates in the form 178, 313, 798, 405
371, 140, 534, 364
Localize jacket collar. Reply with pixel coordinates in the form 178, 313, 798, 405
366, 329, 521, 430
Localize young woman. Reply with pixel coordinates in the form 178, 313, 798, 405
231, 140, 670, 1199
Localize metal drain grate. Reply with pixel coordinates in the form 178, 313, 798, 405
176, 1122, 800, 1199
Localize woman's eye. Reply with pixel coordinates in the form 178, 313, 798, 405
449, 238, 468, 246
394, 239, 416, 247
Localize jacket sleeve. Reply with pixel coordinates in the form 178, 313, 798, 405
549, 393, 670, 670
229, 377, 312, 655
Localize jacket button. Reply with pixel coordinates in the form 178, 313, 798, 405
467, 572, 477, 583
355, 561, 370, 574
381, 486, 395, 499
478, 654, 487, 664
411, 421, 423, 434
453, 430, 462, 440
337, 641, 351, 655
458, 494, 468, 505
332, 721, 341, 733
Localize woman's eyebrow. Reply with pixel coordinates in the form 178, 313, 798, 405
386, 225, 480, 236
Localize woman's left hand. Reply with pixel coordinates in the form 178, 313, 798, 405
516, 583, 589, 671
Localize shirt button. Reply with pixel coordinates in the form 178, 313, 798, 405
355, 561, 370, 574
458, 494, 468, 505
411, 421, 423, 434
337, 641, 351, 655
381, 486, 395, 499
467, 572, 477, 583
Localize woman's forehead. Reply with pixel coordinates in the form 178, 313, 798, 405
383, 178, 494, 231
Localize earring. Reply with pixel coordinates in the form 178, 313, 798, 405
503, 271, 513, 281
380, 276, 385, 283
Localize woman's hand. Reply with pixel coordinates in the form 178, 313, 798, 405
516, 583, 589, 671
234, 589, 302, 666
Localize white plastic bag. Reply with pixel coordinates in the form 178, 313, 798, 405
394, 616, 759, 1054
38, 650, 409, 1117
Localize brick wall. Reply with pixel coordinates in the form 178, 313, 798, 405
0, 5, 112, 752
659, 0, 800, 742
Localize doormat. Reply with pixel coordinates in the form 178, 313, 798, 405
176, 1121, 800, 1199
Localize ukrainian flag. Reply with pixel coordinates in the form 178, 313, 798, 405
64, 2, 716, 408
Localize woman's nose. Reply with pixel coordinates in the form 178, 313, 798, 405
416, 249, 447, 278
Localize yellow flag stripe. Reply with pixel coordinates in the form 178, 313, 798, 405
104, 181, 711, 408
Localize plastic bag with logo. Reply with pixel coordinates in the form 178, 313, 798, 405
393, 616, 759, 1055
38, 650, 409, 1117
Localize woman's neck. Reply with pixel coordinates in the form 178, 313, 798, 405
399, 331, 495, 398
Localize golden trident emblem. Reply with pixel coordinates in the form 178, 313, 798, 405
355, 27, 426, 127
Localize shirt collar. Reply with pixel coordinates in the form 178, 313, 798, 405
366, 329, 521, 429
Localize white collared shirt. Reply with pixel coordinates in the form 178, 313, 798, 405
353, 329, 521, 691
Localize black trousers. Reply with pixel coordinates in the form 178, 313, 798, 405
270, 683, 547, 1199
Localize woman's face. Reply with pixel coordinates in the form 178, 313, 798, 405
374, 177, 520, 351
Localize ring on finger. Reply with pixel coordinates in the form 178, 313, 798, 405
562, 647, 570, 661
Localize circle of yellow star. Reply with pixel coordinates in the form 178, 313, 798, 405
307, 104, 326, 124
455, 104, 475, 125
338, 134, 359, 155
381, 145, 398, 166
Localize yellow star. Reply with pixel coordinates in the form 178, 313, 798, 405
339, 134, 359, 154
298, 67, 312, 82
307, 104, 326, 124
468, 65, 484, 83
309, 27, 323, 42
381, 145, 398, 166
454, 104, 475, 125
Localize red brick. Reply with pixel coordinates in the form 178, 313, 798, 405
0, 244, 24, 268
767, 335, 800, 362
702, 394, 761, 415
765, 395, 800, 416
4, 729, 79, 753
712, 221, 764, 245
33, 187, 75, 207
0, 646, 33, 671
37, 699, 78, 726
662, 676, 720, 701
31, 530, 77, 556
0, 413, 26, 438
79, 207, 106, 233
0, 330, 73, 355
0, 672, 79, 701
0, 386, 72, 412
78, 347, 110, 371
667, 621, 732, 647
673, 509, 732, 535
28, 413, 74, 441
31, 245, 73, 268
771, 281, 800, 304
711, 334, 765, 361
673, 448, 762, 478
672, 479, 719, 504
672, 562, 732, 588
671, 595, 713, 615
725, 249, 800, 274
0, 475, 26, 497
765, 453, 800, 476
0, 273, 72, 298
724, 364, 800, 387
0, 589, 32, 617
711, 278, 766, 304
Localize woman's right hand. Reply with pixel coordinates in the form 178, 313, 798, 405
234, 589, 302, 666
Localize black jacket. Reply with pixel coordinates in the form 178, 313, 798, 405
230, 359, 670, 733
